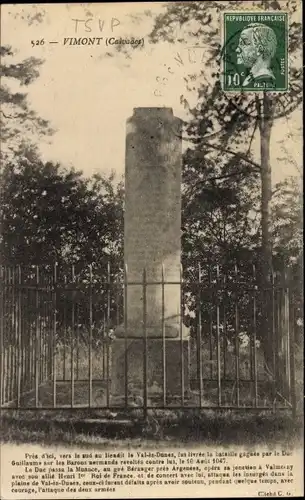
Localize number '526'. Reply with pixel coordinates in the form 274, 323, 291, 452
31, 39, 45, 48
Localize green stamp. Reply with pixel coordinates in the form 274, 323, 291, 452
221, 12, 289, 92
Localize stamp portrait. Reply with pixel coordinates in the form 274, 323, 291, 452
221, 12, 288, 92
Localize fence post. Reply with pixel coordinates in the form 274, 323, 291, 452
124, 264, 128, 407
287, 268, 297, 419
11, 267, 15, 403
208, 267, 213, 379
52, 263, 57, 408
63, 275, 67, 381
71, 264, 75, 408
17, 266, 22, 408
88, 265, 93, 407
48, 272, 53, 381
276, 271, 283, 397
223, 271, 227, 382
180, 264, 185, 406
234, 265, 240, 407
216, 265, 221, 406
197, 263, 203, 407
35, 266, 40, 407
0, 267, 4, 406
76, 303, 80, 382
162, 264, 166, 407
142, 268, 148, 420
284, 268, 291, 404
289, 304, 297, 419
271, 270, 276, 408
3, 268, 8, 405
106, 262, 111, 407
27, 278, 32, 393
252, 265, 258, 407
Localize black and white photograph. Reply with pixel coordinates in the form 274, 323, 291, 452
0, 2, 303, 498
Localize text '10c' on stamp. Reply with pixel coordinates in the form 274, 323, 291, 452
221, 12, 288, 92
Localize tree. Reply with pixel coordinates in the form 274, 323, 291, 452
0, 45, 53, 165
0, 42, 124, 269
182, 150, 260, 269
271, 176, 302, 266
0, 36, 125, 338
0, 151, 125, 339
150, 0, 301, 268
0, 152, 123, 269
148, 0, 302, 362
1, 43, 54, 259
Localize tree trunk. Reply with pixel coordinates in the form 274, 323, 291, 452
258, 93, 274, 368
260, 94, 273, 278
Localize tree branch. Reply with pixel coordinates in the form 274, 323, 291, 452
246, 115, 259, 157
196, 143, 261, 171
271, 187, 282, 197
184, 169, 258, 200
0, 110, 17, 119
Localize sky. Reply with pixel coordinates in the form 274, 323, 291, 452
1, 3, 302, 186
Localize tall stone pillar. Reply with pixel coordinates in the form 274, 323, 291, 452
111, 108, 190, 401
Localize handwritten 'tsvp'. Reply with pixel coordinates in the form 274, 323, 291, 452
71, 18, 121, 33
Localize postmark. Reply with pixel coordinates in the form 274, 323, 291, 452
221, 12, 288, 92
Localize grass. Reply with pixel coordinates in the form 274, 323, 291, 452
4, 339, 299, 409
0, 408, 303, 449
1, 341, 303, 449
10, 378, 291, 410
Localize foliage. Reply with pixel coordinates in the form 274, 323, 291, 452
1, 4, 302, 354
182, 150, 261, 269
148, 0, 302, 359
148, 0, 302, 249
0, 151, 123, 269
1, 409, 302, 446
271, 176, 302, 265
0, 45, 53, 164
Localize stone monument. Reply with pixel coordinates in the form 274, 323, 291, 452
111, 107, 190, 401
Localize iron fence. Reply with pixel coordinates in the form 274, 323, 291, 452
0, 263, 298, 415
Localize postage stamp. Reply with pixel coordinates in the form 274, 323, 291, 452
221, 12, 289, 92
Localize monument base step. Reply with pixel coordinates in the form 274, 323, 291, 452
110, 337, 190, 398
114, 324, 189, 339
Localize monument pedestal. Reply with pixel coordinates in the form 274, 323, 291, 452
110, 336, 190, 400
110, 108, 188, 404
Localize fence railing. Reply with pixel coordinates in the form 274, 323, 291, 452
0, 263, 298, 414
